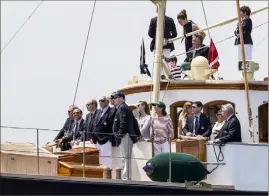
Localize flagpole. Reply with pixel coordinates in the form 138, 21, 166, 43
150, 0, 165, 104
235, 0, 253, 141
168, 6, 268, 44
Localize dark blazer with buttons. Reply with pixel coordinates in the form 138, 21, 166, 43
60, 118, 84, 151
148, 16, 178, 52
54, 118, 73, 141
182, 113, 212, 137
82, 109, 101, 141
216, 114, 242, 143
112, 102, 141, 147
234, 17, 253, 45
92, 107, 114, 145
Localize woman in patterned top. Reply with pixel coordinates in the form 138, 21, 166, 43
151, 101, 174, 156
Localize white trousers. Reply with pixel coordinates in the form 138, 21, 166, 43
238, 44, 253, 61
153, 141, 170, 156
94, 141, 112, 169
120, 134, 133, 180
154, 49, 171, 77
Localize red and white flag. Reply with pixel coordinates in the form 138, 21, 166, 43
208, 39, 220, 69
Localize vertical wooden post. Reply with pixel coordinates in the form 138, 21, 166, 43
235, 0, 253, 140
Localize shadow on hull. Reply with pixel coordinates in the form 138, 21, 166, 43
0, 173, 267, 195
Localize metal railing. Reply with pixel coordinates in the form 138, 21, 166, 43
0, 125, 225, 182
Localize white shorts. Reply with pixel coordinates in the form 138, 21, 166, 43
238, 44, 253, 61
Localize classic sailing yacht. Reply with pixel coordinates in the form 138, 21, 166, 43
0, 0, 268, 195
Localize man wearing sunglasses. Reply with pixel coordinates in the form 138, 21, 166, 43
183, 101, 212, 138
82, 99, 101, 142
54, 105, 77, 149
91, 96, 114, 168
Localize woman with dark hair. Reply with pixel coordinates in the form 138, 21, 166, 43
136, 101, 152, 140
234, 5, 253, 61
177, 9, 206, 54
151, 101, 174, 155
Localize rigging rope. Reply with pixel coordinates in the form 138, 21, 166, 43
72, 0, 97, 106
1, 1, 44, 54
200, 0, 211, 39
255, 33, 268, 49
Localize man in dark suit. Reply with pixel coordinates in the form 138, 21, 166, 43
54, 105, 77, 145
112, 91, 141, 180
148, 8, 177, 79
215, 104, 242, 143
81, 99, 101, 142
58, 108, 85, 151
109, 93, 118, 147
92, 96, 114, 168
183, 101, 212, 138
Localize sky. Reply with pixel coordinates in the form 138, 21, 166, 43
1, 1, 268, 143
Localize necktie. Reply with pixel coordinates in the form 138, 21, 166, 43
194, 116, 199, 134
73, 122, 78, 139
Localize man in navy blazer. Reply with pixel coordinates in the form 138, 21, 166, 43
92, 96, 115, 168
183, 101, 212, 138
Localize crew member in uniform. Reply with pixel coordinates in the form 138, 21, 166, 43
234, 5, 253, 61
148, 8, 177, 79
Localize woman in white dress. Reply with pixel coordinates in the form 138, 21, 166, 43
211, 109, 225, 140
136, 101, 152, 140
178, 102, 192, 136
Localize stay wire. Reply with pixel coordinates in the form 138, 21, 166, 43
200, 0, 211, 39
1, 0, 44, 54
72, 0, 97, 106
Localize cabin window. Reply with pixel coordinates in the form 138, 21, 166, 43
169, 101, 192, 139
258, 102, 268, 143
203, 100, 236, 127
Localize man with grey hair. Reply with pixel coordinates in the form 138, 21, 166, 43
215, 104, 242, 143
92, 96, 114, 168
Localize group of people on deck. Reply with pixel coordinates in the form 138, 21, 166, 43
52, 91, 242, 180
148, 6, 253, 80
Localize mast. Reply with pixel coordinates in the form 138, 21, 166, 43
235, 0, 254, 141
150, 0, 165, 105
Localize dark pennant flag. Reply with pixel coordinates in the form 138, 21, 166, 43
140, 39, 151, 77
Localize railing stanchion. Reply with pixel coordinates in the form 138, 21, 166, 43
36, 128, 40, 175
168, 136, 172, 183
82, 130, 86, 177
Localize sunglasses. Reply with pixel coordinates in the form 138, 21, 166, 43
99, 99, 105, 102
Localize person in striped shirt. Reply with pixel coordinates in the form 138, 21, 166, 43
164, 55, 182, 80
